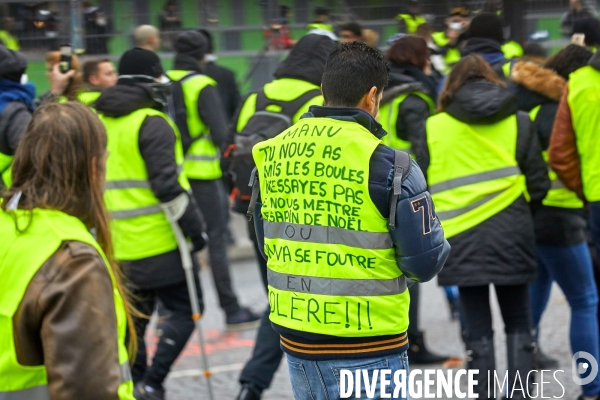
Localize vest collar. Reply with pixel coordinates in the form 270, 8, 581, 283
303, 106, 387, 139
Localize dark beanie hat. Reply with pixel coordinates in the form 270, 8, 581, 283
467, 12, 504, 44
0, 46, 26, 82
174, 30, 207, 61
572, 17, 600, 47
118, 47, 164, 78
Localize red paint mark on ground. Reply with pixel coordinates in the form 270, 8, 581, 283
145, 330, 255, 360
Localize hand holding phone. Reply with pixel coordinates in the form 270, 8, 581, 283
59, 44, 72, 74
572, 34, 586, 46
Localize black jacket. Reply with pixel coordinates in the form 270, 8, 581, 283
382, 63, 437, 172
204, 60, 241, 122
512, 61, 587, 246
413, 80, 549, 287
95, 83, 205, 289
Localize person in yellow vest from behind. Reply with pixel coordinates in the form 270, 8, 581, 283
251, 41, 450, 399
0, 17, 19, 51
512, 45, 600, 397
80, 58, 117, 105
94, 48, 207, 400
167, 30, 260, 329
550, 47, 600, 400
397, 0, 426, 34
0, 102, 135, 399
306, 7, 334, 33
418, 55, 550, 399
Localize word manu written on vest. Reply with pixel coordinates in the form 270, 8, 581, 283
256, 129, 366, 231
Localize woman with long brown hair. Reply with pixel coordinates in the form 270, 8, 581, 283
415, 55, 549, 399
0, 102, 135, 399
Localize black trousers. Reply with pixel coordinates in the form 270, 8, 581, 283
459, 284, 531, 340
189, 178, 241, 315
238, 220, 284, 391
131, 275, 203, 389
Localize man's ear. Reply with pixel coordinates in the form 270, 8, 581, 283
88, 75, 99, 87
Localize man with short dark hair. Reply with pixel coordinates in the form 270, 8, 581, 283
80, 58, 117, 104
251, 41, 450, 399
338, 21, 363, 43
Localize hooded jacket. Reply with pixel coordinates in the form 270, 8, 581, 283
512, 61, 587, 246
413, 80, 549, 287
94, 83, 205, 288
272, 33, 335, 86
461, 38, 509, 77
0, 48, 35, 187
549, 51, 600, 202
382, 63, 437, 164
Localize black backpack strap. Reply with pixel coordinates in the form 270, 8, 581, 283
171, 72, 202, 153
388, 150, 412, 230
246, 167, 260, 220
255, 88, 322, 117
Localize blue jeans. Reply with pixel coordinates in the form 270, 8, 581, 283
530, 242, 600, 396
286, 352, 408, 400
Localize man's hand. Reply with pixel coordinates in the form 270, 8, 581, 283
48, 64, 75, 97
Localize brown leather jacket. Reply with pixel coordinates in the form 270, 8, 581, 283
548, 86, 586, 201
13, 241, 122, 399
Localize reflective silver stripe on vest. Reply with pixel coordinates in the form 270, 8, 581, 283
267, 269, 407, 296
551, 179, 566, 190
185, 154, 220, 161
264, 221, 392, 250
429, 166, 521, 194
121, 361, 132, 383
110, 205, 162, 220
0, 385, 50, 400
105, 180, 151, 190
436, 190, 504, 220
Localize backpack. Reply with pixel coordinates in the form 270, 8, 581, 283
229, 88, 321, 206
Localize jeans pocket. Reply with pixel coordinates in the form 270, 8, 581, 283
288, 359, 315, 400
331, 359, 389, 400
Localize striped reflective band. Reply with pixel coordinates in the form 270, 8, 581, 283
0, 385, 49, 400
436, 190, 504, 220
264, 221, 392, 250
185, 154, 220, 161
110, 205, 162, 220
551, 179, 566, 190
429, 166, 521, 194
121, 361, 132, 383
105, 180, 151, 190
267, 269, 407, 296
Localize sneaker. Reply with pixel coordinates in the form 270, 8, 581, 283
226, 307, 261, 331
236, 383, 262, 400
134, 382, 165, 400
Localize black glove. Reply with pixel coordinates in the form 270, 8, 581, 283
176, 193, 208, 253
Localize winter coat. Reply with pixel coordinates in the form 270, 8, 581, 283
204, 61, 241, 122
382, 63, 437, 173
94, 83, 205, 289
512, 61, 587, 246
413, 80, 549, 287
